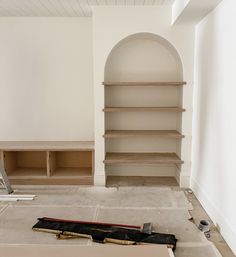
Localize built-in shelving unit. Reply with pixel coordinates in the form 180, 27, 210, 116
103, 81, 186, 183
0, 141, 94, 185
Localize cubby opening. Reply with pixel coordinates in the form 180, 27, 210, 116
3, 151, 47, 177
49, 151, 93, 177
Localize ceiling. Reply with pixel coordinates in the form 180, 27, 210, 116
0, 0, 175, 17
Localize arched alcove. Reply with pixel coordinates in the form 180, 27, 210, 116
103, 33, 185, 185
105, 33, 183, 82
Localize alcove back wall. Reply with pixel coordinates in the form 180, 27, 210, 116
0, 18, 94, 141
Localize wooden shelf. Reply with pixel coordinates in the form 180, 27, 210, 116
104, 130, 184, 139
0, 141, 94, 151
104, 152, 184, 165
7, 168, 47, 178
103, 81, 186, 86
103, 107, 185, 112
9, 176, 93, 185
103, 76, 185, 183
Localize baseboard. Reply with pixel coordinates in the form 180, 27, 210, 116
178, 175, 190, 188
94, 175, 106, 186
191, 177, 236, 255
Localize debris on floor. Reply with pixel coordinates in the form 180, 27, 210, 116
0, 194, 35, 202
198, 220, 211, 238
0, 186, 232, 257
32, 217, 177, 250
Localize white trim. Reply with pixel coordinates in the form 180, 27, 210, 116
94, 175, 106, 186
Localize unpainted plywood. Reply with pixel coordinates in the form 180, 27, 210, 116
0, 141, 94, 151
0, 245, 170, 257
104, 152, 183, 165
9, 176, 93, 185
16, 152, 47, 168
55, 151, 92, 168
104, 130, 184, 138
103, 107, 185, 112
103, 81, 186, 86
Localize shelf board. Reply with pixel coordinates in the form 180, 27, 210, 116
0, 141, 94, 151
104, 130, 184, 139
103, 107, 185, 112
51, 167, 92, 177
104, 152, 184, 165
102, 81, 186, 86
8, 168, 47, 178
9, 177, 93, 185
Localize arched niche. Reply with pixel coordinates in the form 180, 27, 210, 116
104, 33, 183, 82
103, 33, 184, 181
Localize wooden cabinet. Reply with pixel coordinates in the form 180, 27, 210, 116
0, 142, 94, 185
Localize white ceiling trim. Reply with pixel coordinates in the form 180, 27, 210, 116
0, 0, 175, 17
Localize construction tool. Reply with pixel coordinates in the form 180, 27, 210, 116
0, 161, 13, 194
32, 217, 177, 250
142, 222, 153, 234
37, 217, 153, 234
0, 160, 35, 201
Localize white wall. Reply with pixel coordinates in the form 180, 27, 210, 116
105, 37, 183, 82
0, 18, 94, 141
192, 0, 236, 253
93, 6, 195, 186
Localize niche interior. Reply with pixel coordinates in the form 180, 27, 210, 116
103, 33, 185, 185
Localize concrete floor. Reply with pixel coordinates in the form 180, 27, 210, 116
0, 181, 234, 257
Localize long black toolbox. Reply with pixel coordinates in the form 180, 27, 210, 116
32, 217, 177, 250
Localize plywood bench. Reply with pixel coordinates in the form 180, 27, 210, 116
0, 141, 94, 185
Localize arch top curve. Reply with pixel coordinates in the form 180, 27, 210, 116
104, 32, 184, 82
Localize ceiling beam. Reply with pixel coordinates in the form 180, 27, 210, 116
172, 0, 223, 25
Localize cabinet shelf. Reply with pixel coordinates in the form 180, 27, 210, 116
104, 152, 184, 165
103, 107, 185, 112
104, 130, 184, 139
103, 81, 186, 86
0, 141, 94, 151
